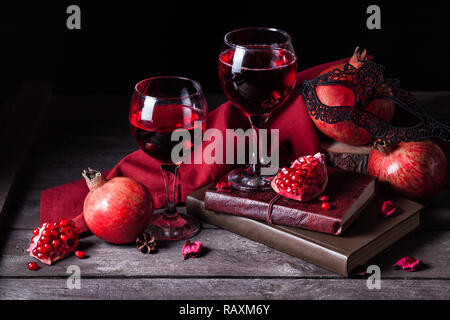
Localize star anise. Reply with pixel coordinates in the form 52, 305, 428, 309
136, 232, 157, 254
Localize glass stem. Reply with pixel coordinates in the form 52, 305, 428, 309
160, 164, 180, 217
248, 115, 269, 175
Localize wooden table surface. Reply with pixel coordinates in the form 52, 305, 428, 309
1, 84, 450, 299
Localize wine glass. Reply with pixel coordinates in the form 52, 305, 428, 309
218, 27, 298, 191
129, 76, 207, 241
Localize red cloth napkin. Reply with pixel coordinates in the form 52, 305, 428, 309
40, 57, 350, 233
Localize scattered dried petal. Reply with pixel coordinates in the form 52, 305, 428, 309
381, 200, 397, 217
182, 240, 203, 260
393, 256, 422, 272
215, 176, 232, 193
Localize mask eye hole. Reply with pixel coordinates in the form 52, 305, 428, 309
389, 100, 424, 127
315, 84, 355, 108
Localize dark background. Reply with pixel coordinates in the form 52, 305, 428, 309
1, 0, 450, 103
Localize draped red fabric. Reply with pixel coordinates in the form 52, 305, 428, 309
40, 57, 350, 233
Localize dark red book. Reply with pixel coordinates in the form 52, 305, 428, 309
204, 168, 377, 235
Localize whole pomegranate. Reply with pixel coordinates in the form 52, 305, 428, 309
311, 47, 395, 146
368, 140, 447, 201
271, 153, 328, 201
82, 168, 153, 244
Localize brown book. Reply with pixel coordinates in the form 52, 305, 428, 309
204, 168, 376, 235
186, 186, 423, 277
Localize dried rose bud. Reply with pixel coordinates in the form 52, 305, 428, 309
381, 200, 397, 217
182, 240, 203, 260
393, 256, 423, 272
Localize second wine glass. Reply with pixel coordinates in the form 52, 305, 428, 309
129, 76, 207, 241
218, 27, 298, 191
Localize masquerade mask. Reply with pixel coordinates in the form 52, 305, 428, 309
301, 60, 450, 143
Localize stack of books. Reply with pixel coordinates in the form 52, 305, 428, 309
186, 166, 422, 276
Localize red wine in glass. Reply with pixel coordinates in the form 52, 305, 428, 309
129, 104, 205, 164
218, 47, 297, 116
129, 76, 207, 241
218, 27, 298, 191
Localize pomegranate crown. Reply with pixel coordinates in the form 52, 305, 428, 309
82, 168, 107, 191
349, 46, 367, 69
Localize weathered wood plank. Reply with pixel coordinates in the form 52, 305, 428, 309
0, 81, 51, 221
1, 229, 449, 279
0, 278, 448, 300
0, 229, 334, 278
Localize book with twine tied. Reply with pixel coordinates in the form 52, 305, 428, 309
186, 174, 422, 276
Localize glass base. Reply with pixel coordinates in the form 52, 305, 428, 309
228, 167, 273, 191
148, 212, 201, 241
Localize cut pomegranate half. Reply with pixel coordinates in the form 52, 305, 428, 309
271, 153, 328, 202
27, 219, 79, 265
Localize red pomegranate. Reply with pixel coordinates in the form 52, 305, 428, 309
311, 47, 395, 146
368, 140, 447, 201
82, 168, 153, 244
28, 219, 79, 265
271, 153, 328, 202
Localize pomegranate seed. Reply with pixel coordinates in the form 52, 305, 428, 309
52, 239, 61, 248
32, 228, 40, 236
42, 229, 51, 237
60, 227, 70, 234
37, 246, 46, 253
321, 202, 331, 211
60, 234, 69, 241
40, 236, 50, 243
27, 262, 40, 271
44, 244, 51, 252
74, 251, 86, 259
319, 195, 330, 202
60, 219, 69, 226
